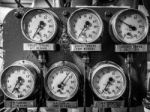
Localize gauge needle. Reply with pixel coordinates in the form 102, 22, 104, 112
12, 77, 24, 93
118, 19, 137, 31
101, 77, 114, 94
78, 21, 92, 38
32, 21, 46, 39
58, 72, 70, 89
62, 75, 72, 86
127, 32, 133, 38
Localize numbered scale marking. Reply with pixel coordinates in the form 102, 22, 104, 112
1, 60, 40, 100
45, 61, 81, 101
67, 8, 103, 43
90, 61, 127, 100
110, 8, 149, 43
21, 9, 58, 43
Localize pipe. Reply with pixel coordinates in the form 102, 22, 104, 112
71, 0, 92, 7
93, 0, 139, 8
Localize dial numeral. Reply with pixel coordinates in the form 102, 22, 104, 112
26, 85, 31, 89
138, 31, 142, 34
48, 19, 52, 23
93, 20, 97, 23
94, 25, 100, 28
60, 70, 63, 74
28, 80, 32, 83
138, 19, 142, 23
133, 34, 137, 38
44, 15, 48, 19
116, 86, 121, 90
49, 25, 54, 27
89, 34, 92, 38
115, 75, 121, 79
7, 85, 12, 88
112, 90, 116, 94
71, 80, 75, 84
66, 90, 70, 93
139, 25, 144, 27
44, 34, 48, 38
89, 16, 92, 19
69, 75, 73, 79
84, 14, 87, 18
70, 86, 74, 90
23, 89, 27, 92
26, 75, 30, 78
18, 94, 24, 98
134, 15, 137, 19
39, 14, 41, 17
92, 31, 97, 34
117, 80, 121, 83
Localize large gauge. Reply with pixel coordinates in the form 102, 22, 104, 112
45, 61, 80, 101
67, 8, 103, 43
90, 61, 126, 100
109, 8, 149, 44
1, 60, 40, 100
21, 9, 58, 43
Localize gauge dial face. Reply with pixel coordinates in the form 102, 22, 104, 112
92, 65, 126, 100
112, 9, 148, 43
1, 66, 35, 100
68, 9, 103, 43
21, 9, 58, 43
47, 67, 79, 101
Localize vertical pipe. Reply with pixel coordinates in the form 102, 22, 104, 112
116, 0, 139, 8
93, 0, 139, 8
32, 0, 51, 7
148, 33, 150, 92
32, 0, 64, 7
53, 0, 65, 7
132, 0, 139, 9
71, 0, 92, 7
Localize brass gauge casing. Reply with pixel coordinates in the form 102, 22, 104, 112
90, 61, 127, 101
109, 8, 149, 44
67, 8, 103, 43
1, 60, 40, 100
21, 9, 59, 43
44, 61, 81, 101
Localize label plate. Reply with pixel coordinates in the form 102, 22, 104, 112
46, 101, 78, 108
70, 44, 101, 52
115, 44, 147, 52
23, 43, 55, 51
94, 100, 125, 108
4, 100, 36, 108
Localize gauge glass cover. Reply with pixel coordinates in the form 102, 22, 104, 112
91, 64, 126, 100
112, 9, 149, 43
1, 66, 35, 100
68, 8, 103, 43
21, 9, 58, 43
47, 67, 79, 101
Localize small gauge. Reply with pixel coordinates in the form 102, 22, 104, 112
21, 9, 58, 43
90, 61, 126, 100
110, 9, 149, 43
67, 8, 103, 43
1, 60, 40, 100
45, 61, 80, 101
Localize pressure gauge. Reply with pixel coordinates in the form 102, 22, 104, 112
21, 9, 58, 43
67, 8, 103, 43
45, 61, 80, 101
110, 8, 149, 43
1, 60, 40, 100
90, 61, 126, 100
